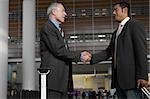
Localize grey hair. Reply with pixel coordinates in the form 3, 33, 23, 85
47, 3, 59, 16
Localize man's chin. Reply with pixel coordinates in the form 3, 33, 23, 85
61, 20, 65, 23
59, 20, 65, 23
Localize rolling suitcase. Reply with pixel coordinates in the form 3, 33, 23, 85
141, 87, 150, 99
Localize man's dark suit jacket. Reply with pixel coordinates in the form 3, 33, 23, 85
40, 20, 81, 92
91, 19, 148, 90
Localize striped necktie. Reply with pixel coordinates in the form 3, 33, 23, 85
59, 25, 64, 38
59, 25, 68, 49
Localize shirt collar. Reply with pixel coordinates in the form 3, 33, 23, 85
49, 18, 60, 29
120, 17, 130, 26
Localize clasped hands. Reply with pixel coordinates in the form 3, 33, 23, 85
81, 51, 92, 63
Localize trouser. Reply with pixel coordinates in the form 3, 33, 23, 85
114, 69, 142, 99
115, 83, 142, 99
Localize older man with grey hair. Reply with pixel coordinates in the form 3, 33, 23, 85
40, 2, 91, 99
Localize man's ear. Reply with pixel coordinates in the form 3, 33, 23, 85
123, 7, 128, 14
51, 9, 56, 15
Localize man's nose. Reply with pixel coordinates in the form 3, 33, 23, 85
65, 12, 67, 16
113, 11, 116, 15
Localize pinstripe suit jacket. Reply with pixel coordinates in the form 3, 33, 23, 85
40, 20, 81, 92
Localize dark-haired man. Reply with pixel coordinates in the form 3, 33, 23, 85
90, 2, 148, 99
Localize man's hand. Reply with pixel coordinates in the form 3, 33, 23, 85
81, 51, 92, 63
137, 79, 148, 88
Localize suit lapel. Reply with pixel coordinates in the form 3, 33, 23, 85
118, 20, 131, 37
47, 20, 69, 49
47, 21, 63, 38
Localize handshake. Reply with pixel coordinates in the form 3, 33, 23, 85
81, 51, 92, 63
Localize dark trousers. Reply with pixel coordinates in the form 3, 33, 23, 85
114, 69, 142, 99
47, 89, 68, 99
115, 83, 142, 99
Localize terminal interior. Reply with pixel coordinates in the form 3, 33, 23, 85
5, 0, 150, 98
